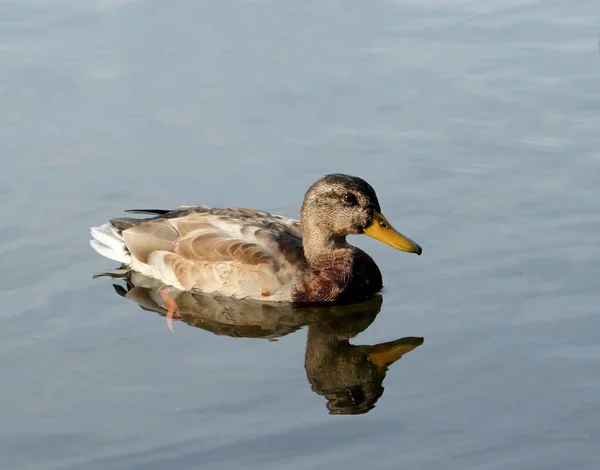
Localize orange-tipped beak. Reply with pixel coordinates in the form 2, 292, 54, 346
363, 211, 422, 255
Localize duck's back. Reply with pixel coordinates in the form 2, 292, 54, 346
90, 207, 306, 301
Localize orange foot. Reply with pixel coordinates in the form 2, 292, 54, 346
159, 288, 180, 332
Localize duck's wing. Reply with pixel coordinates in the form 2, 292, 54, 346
122, 206, 302, 235
116, 208, 304, 301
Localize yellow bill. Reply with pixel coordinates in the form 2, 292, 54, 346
364, 211, 422, 255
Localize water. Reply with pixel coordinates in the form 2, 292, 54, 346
1, 1, 599, 469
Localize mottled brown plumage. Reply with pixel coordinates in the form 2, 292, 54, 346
90, 174, 422, 303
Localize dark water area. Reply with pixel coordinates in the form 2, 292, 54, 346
1, 1, 599, 469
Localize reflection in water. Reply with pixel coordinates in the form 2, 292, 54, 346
98, 270, 424, 415
305, 311, 423, 415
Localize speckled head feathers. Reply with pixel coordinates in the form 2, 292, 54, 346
300, 174, 382, 237
303, 174, 381, 212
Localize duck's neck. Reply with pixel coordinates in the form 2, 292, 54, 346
295, 219, 382, 303
301, 222, 352, 268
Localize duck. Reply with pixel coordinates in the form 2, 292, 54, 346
90, 173, 422, 304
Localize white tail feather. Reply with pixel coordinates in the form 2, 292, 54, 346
90, 224, 121, 249
90, 223, 130, 264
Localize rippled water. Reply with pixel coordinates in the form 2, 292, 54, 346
2, 1, 599, 469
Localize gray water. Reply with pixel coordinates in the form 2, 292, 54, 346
2, 1, 600, 469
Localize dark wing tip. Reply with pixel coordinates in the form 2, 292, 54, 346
124, 209, 172, 215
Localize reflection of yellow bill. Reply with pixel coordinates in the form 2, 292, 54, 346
367, 336, 425, 370
364, 211, 422, 255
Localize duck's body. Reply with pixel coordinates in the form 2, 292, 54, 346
90, 174, 421, 304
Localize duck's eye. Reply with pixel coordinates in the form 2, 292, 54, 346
342, 193, 358, 206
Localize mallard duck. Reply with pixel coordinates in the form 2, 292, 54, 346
90, 173, 422, 304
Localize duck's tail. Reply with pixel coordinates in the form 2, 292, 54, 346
89, 223, 131, 264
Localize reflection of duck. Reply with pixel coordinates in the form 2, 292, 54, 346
110, 271, 306, 339
102, 271, 424, 415
90, 174, 421, 304
304, 298, 423, 415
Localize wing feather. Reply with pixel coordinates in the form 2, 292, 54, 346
118, 208, 304, 300
122, 220, 179, 263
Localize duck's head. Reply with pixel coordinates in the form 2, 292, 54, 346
300, 173, 422, 255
